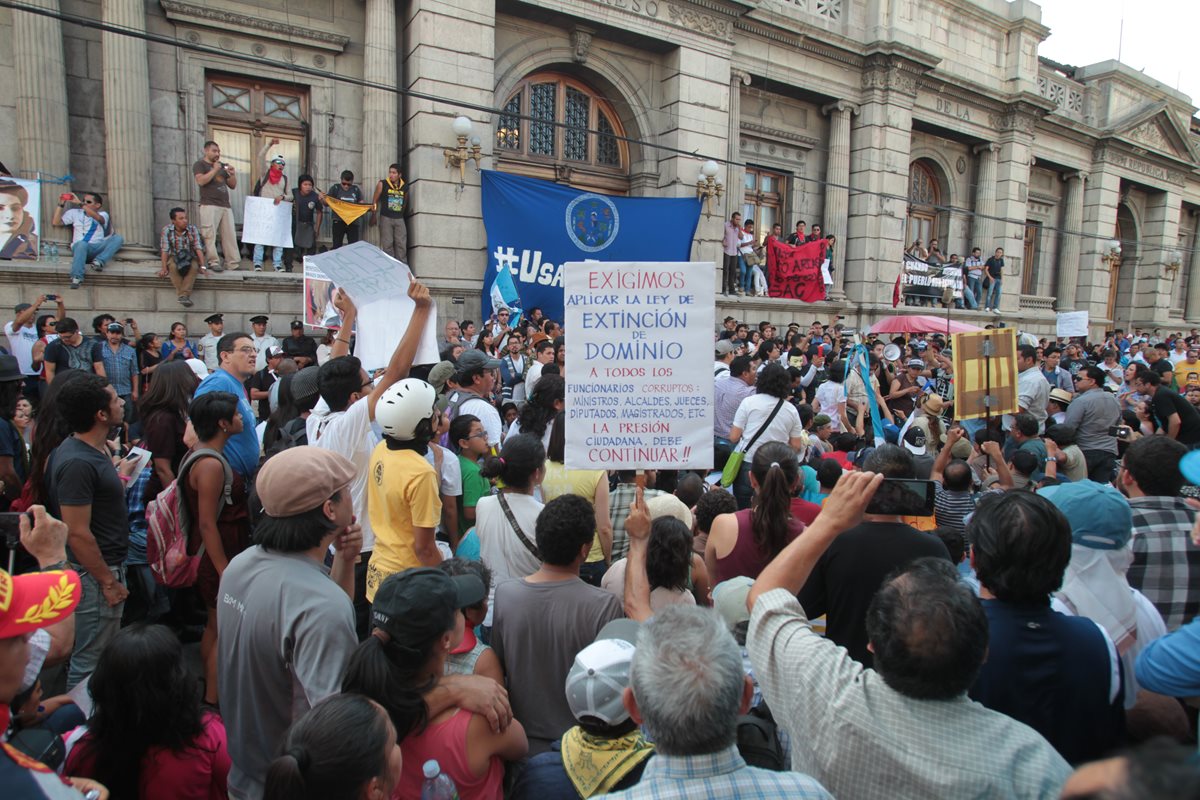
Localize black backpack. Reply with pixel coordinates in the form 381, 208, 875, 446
736, 700, 786, 771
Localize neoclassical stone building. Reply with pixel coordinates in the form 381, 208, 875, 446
1, 0, 1198, 336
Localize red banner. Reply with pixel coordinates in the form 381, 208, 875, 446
766, 237, 828, 302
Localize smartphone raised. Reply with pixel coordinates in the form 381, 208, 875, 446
865, 478, 937, 516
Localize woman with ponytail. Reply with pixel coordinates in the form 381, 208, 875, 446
704, 441, 806, 584
341, 569, 526, 799
264, 693, 401, 800
475, 433, 546, 624
507, 373, 563, 449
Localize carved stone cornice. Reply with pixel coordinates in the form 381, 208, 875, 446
666, 3, 733, 40
859, 52, 934, 98
1092, 144, 1190, 187
741, 122, 820, 148
733, 19, 803, 48
159, 0, 350, 53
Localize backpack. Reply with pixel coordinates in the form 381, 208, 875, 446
146, 448, 233, 588
736, 700, 786, 771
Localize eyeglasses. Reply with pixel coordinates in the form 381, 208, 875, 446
464, 431, 488, 440
234, 346, 257, 355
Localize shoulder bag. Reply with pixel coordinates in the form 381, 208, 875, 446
720, 398, 786, 488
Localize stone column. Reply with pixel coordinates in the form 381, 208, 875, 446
989, 103, 1040, 315
102, 0, 155, 247
1138, 190, 1182, 327
845, 51, 931, 306
363, 0, 398, 245
970, 143, 998, 252
822, 100, 857, 300
1054, 171, 1086, 310
724, 70, 750, 225
1078, 168, 1122, 324
13, 0, 71, 243
1185, 211, 1200, 323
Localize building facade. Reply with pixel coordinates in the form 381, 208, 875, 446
1, 0, 1197, 336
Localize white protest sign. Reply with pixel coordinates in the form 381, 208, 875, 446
312, 244, 438, 369
564, 262, 715, 471
306, 241, 412, 300
302, 258, 345, 330
240, 196, 293, 248
1056, 310, 1089, 338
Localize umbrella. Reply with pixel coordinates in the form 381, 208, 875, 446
869, 315, 984, 335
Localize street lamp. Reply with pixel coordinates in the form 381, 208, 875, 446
1102, 238, 1122, 268
444, 115, 483, 186
696, 159, 723, 218
1166, 249, 1183, 278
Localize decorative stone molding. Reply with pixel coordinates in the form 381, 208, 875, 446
972, 142, 999, 155
159, 0, 350, 53
1037, 72, 1085, 120
1019, 294, 1056, 311
741, 123, 820, 148
733, 19, 803, 48
1128, 120, 1172, 154
570, 26, 594, 64
987, 101, 1046, 135
1092, 146, 1188, 187
860, 54, 923, 96
821, 100, 860, 116
666, 4, 731, 39
740, 136, 809, 166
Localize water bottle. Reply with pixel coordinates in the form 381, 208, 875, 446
420, 759, 460, 800
50, 243, 59, 263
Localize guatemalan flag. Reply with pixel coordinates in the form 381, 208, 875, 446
489, 255, 524, 327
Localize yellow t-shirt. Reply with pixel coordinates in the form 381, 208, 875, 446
542, 462, 606, 563
365, 443, 442, 601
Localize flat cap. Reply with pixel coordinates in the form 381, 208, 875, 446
256, 446, 356, 516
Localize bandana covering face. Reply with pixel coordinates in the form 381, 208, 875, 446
561, 727, 654, 798
266, 164, 284, 184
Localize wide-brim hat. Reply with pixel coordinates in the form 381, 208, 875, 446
1049, 388, 1073, 406
0, 354, 23, 382
921, 394, 945, 416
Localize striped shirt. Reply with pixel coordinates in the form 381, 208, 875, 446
934, 482, 976, 534
748, 589, 1071, 799
1128, 495, 1200, 631
596, 745, 830, 800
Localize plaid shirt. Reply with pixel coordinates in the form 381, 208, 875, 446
597, 745, 830, 800
609, 485, 664, 561
100, 342, 138, 397
748, 589, 1071, 799
1128, 495, 1200, 630
160, 223, 202, 256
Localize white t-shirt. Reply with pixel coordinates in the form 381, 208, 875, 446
476, 492, 544, 624
525, 361, 545, 397
505, 419, 553, 453
731, 393, 804, 458
814, 381, 845, 432
60, 208, 112, 246
307, 399, 379, 551
459, 394, 503, 447
1169, 350, 1189, 366
4, 322, 39, 375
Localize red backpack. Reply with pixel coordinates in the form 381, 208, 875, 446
146, 448, 233, 587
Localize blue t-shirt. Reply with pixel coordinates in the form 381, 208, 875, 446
194, 368, 259, 477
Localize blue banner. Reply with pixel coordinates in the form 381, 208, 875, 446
480, 171, 702, 322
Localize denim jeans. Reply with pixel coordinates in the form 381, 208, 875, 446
958, 282, 979, 309
66, 564, 126, 689
252, 244, 284, 269
985, 279, 1002, 309
738, 255, 751, 293
966, 276, 983, 305
70, 235, 125, 281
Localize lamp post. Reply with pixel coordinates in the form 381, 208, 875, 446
443, 115, 483, 186
1166, 249, 1183, 281
696, 159, 723, 218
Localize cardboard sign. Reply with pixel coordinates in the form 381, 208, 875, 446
241, 196, 293, 248
564, 262, 715, 470
1056, 311, 1089, 338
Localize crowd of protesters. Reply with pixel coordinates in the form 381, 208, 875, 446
3, 286, 1200, 800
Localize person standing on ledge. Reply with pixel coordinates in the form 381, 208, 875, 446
372, 163, 409, 266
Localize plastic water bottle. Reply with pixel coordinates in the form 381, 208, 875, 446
50, 243, 60, 263
420, 759, 460, 800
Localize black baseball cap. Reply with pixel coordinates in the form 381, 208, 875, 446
105, 322, 124, 333
371, 568, 485, 641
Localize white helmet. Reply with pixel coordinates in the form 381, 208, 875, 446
375, 379, 436, 440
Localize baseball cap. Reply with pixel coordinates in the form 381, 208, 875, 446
266, 345, 284, 359
565, 619, 640, 725
907, 358, 924, 368
813, 413, 832, 428
185, 358, 209, 379
106, 322, 124, 333
715, 340, 735, 357
1040, 479, 1132, 550
457, 349, 501, 372
0, 567, 83, 639
290, 320, 304, 330
371, 567, 486, 642
1180, 450, 1200, 485
256, 446, 355, 516
290, 366, 321, 407
712, 576, 754, 630
902, 425, 927, 455
271, 154, 286, 165
427, 360, 456, 393
949, 436, 973, 460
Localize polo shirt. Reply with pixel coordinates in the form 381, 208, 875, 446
194, 368, 260, 477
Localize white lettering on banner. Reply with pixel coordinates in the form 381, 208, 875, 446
492, 245, 565, 287
901, 257, 963, 298
565, 261, 715, 471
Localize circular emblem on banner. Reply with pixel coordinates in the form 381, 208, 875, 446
566, 193, 620, 253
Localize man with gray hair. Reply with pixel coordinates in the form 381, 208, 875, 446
608, 490, 830, 799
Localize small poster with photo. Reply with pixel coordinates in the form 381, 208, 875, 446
0, 177, 41, 261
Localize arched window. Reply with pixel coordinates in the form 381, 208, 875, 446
495, 73, 629, 193
906, 160, 941, 251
